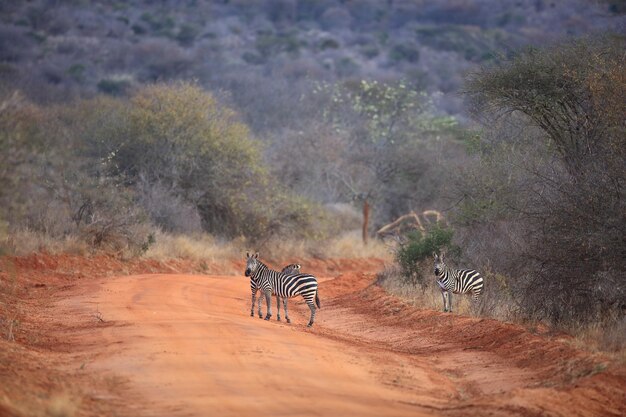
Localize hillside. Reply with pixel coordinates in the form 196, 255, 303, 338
0, 0, 623, 126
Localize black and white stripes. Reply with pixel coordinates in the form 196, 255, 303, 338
249, 263, 301, 319
433, 252, 484, 312
245, 253, 320, 327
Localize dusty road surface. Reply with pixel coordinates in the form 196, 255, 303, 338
55, 267, 626, 417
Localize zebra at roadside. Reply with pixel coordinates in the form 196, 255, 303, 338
433, 252, 484, 313
249, 263, 301, 319
245, 252, 320, 327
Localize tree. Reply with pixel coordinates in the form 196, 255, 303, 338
315, 79, 457, 243
461, 35, 625, 324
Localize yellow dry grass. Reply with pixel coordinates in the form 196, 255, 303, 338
143, 231, 241, 262
0, 229, 89, 256
145, 230, 392, 262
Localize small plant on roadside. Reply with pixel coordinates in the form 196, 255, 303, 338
93, 304, 105, 323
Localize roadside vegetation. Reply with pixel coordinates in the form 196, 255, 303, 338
379, 35, 625, 354
0, 1, 624, 357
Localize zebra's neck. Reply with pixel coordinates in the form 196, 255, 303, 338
437, 265, 454, 288
252, 261, 270, 279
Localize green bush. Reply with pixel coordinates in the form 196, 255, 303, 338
395, 224, 459, 286
97, 78, 130, 96
319, 38, 340, 50
66, 64, 85, 82
69, 82, 326, 241
175, 24, 199, 46
256, 32, 301, 57
389, 43, 419, 63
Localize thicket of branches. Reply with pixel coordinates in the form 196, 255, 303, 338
456, 35, 625, 325
268, 79, 465, 236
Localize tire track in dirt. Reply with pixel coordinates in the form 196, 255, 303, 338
58, 269, 626, 417
310, 272, 626, 417
64, 274, 447, 416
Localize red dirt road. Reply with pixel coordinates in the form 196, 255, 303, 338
58, 270, 625, 417
69, 274, 430, 416
1, 254, 624, 417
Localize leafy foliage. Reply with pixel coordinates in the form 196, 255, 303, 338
309, 79, 459, 226
395, 224, 459, 286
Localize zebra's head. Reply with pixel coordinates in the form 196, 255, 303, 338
281, 263, 301, 275
433, 252, 446, 276
245, 252, 260, 277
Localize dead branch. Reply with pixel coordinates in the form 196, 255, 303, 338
376, 211, 425, 236
376, 210, 445, 237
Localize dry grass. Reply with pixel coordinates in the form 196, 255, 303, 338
263, 230, 392, 260
0, 229, 89, 256
144, 231, 242, 262
378, 264, 521, 320
1, 229, 391, 264
322, 231, 393, 260
564, 317, 626, 362
379, 265, 626, 358
382, 277, 477, 315
145, 229, 392, 263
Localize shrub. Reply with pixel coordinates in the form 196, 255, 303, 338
136, 180, 203, 234
395, 224, 459, 286
175, 24, 199, 46
72, 81, 324, 241
360, 44, 379, 59
319, 38, 340, 50
97, 77, 131, 96
242, 51, 265, 65
389, 43, 420, 63
66, 64, 85, 82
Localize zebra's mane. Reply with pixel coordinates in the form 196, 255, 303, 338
253, 259, 278, 276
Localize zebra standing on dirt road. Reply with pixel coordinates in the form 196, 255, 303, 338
245, 253, 320, 327
433, 252, 484, 313
249, 263, 301, 319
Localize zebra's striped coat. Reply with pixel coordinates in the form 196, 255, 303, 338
433, 253, 484, 313
249, 263, 301, 320
245, 253, 320, 327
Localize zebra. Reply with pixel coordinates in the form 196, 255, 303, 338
275, 263, 302, 323
433, 252, 484, 313
281, 263, 301, 275
245, 252, 320, 327
249, 263, 301, 319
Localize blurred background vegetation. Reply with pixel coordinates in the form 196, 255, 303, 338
0, 0, 624, 332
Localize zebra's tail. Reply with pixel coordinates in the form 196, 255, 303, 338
315, 291, 321, 309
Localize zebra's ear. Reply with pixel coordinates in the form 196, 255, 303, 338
254, 252, 259, 259
440, 252, 445, 261
433, 252, 438, 260
246, 252, 250, 258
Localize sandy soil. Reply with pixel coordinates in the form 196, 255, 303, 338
1, 254, 625, 416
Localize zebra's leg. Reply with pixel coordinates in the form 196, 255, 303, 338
448, 292, 453, 313
472, 291, 481, 313
441, 290, 448, 312
257, 292, 263, 318
306, 301, 316, 327
264, 290, 272, 321
251, 289, 257, 317
276, 295, 281, 321
283, 298, 290, 323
